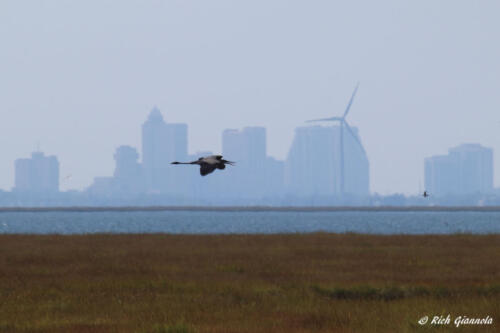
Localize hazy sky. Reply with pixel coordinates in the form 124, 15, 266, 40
1, 0, 499, 195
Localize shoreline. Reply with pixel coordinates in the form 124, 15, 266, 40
1, 205, 500, 212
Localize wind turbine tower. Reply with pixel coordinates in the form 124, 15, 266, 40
307, 83, 367, 195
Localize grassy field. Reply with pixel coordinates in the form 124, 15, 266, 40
0, 233, 498, 332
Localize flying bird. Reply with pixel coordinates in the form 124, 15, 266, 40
171, 155, 235, 176
423, 191, 430, 198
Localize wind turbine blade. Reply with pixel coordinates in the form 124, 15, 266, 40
306, 117, 342, 123
343, 120, 367, 156
342, 82, 360, 118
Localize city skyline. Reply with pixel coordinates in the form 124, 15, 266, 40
79, 107, 369, 199
9, 107, 495, 202
1, 1, 499, 194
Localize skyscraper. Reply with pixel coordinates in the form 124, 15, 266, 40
342, 126, 370, 195
425, 143, 493, 195
141, 107, 189, 194
142, 107, 169, 192
285, 125, 369, 197
164, 123, 191, 195
222, 127, 274, 197
424, 155, 458, 196
113, 145, 144, 193
14, 152, 59, 193
450, 144, 493, 194
285, 126, 336, 196
165, 123, 188, 162
223, 127, 266, 169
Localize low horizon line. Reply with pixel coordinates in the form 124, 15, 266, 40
1, 205, 500, 213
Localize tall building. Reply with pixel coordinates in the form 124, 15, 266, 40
222, 127, 281, 198
222, 129, 244, 162
165, 123, 188, 162
285, 125, 369, 197
14, 152, 59, 193
164, 123, 191, 195
424, 155, 458, 196
141, 107, 189, 193
285, 126, 336, 196
425, 143, 493, 196
113, 145, 144, 193
450, 144, 493, 194
342, 126, 370, 195
223, 127, 266, 169
142, 107, 170, 192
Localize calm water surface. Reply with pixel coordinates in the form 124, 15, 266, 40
0, 211, 499, 234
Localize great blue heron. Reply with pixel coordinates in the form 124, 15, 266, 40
171, 155, 235, 176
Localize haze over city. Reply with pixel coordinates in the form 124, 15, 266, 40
2, 3, 499, 333
1, 1, 499, 195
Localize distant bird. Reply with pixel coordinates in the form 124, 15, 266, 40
171, 155, 235, 176
423, 191, 430, 198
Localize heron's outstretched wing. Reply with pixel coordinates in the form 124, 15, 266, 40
200, 164, 216, 176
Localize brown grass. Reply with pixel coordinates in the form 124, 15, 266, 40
0, 233, 499, 332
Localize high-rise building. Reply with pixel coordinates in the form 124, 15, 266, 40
285, 126, 336, 196
222, 127, 280, 198
424, 155, 458, 196
141, 107, 189, 193
450, 144, 493, 194
222, 129, 244, 162
142, 107, 169, 192
425, 143, 493, 195
342, 126, 370, 195
223, 127, 266, 168
165, 123, 188, 162
164, 123, 191, 195
285, 125, 369, 197
113, 145, 144, 193
14, 152, 59, 193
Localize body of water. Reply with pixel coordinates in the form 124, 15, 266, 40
0, 210, 499, 234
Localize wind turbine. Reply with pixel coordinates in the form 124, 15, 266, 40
307, 83, 366, 195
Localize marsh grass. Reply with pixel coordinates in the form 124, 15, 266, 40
148, 323, 193, 333
0, 233, 498, 332
312, 284, 500, 301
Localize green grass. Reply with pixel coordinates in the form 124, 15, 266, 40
0, 233, 498, 332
